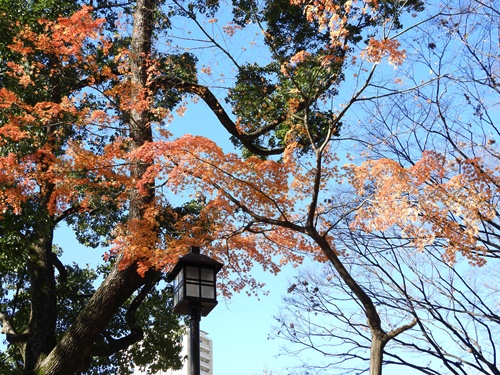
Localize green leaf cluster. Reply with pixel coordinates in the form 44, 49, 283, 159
227, 0, 424, 156
0, 262, 183, 375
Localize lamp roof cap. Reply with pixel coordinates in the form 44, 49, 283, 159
166, 246, 223, 282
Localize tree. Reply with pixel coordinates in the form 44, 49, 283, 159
2, 1, 493, 375
271, 1, 500, 374
144, 1, 499, 374
0, 1, 188, 373
274, 229, 500, 374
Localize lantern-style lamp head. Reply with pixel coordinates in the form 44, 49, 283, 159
166, 246, 223, 317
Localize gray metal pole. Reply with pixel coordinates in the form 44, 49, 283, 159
188, 304, 202, 375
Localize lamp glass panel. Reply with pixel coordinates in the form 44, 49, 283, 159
174, 270, 184, 289
200, 267, 214, 281
186, 266, 199, 280
186, 282, 200, 297
178, 284, 184, 300
201, 285, 215, 299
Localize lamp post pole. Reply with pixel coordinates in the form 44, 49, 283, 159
166, 246, 223, 375
188, 304, 202, 375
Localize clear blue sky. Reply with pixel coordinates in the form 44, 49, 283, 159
0, 4, 459, 374
137, 98, 425, 375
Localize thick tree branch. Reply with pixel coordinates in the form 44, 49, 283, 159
50, 253, 67, 283
387, 319, 417, 340
153, 76, 285, 155
91, 272, 161, 357
0, 311, 28, 349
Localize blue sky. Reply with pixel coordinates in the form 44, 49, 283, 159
132, 98, 425, 375
3, 2, 495, 374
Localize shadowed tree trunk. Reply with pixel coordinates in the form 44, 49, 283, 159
33, 262, 157, 375
28, 0, 158, 373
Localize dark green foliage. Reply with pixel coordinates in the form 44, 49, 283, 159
65, 186, 127, 249
182, 0, 220, 17
0, 351, 23, 375
227, 0, 344, 154
227, 0, 424, 157
157, 199, 211, 242
0, 263, 183, 375
124, 285, 184, 375
152, 52, 199, 116
227, 57, 343, 154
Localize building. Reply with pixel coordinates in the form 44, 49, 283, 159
198, 331, 213, 375
134, 330, 213, 375
167, 330, 213, 375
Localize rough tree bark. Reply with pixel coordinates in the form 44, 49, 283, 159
33, 263, 157, 375
28, 0, 159, 373
25, 235, 57, 372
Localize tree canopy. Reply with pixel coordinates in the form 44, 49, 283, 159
0, 0, 498, 374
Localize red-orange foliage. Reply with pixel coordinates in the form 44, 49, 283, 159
0, 8, 130, 225
287, 0, 407, 67
347, 151, 497, 265
121, 136, 321, 292
1, 7, 324, 295
8, 6, 113, 86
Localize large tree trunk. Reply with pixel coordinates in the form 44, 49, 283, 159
30, 0, 159, 373
24, 234, 57, 373
129, 0, 155, 183
369, 332, 387, 375
34, 260, 156, 375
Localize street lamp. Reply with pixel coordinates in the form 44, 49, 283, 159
166, 246, 223, 375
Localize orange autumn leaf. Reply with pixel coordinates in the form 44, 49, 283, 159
362, 37, 406, 66
113, 134, 336, 277
347, 151, 497, 265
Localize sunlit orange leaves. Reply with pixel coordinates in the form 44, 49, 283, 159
119, 135, 322, 280
222, 22, 242, 37
362, 37, 406, 66
284, 0, 408, 77
111, 203, 166, 276
130, 135, 296, 215
0, 123, 29, 144
9, 5, 107, 59
0, 153, 35, 215
290, 0, 378, 50
347, 151, 497, 265
7, 6, 113, 86
0, 6, 134, 221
